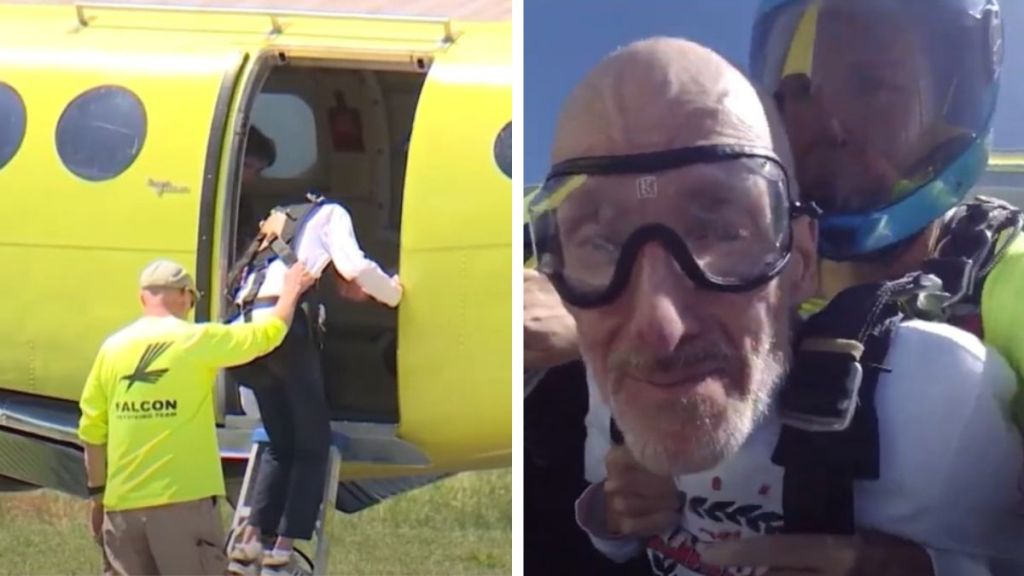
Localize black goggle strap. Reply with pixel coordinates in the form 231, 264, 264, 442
542, 142, 819, 227
553, 223, 793, 309
531, 143, 815, 229
547, 143, 787, 178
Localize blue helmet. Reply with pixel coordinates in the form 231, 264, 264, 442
750, 0, 1004, 260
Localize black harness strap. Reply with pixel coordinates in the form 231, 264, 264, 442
269, 236, 300, 266
771, 274, 932, 534
766, 198, 1021, 534
226, 234, 264, 297
240, 267, 269, 322
915, 196, 1023, 337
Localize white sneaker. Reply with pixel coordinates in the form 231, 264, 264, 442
227, 540, 264, 576
260, 549, 295, 576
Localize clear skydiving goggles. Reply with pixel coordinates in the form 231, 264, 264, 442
526, 144, 820, 308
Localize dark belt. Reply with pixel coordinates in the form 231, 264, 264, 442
235, 296, 279, 323
251, 296, 279, 308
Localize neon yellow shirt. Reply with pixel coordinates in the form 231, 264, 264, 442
78, 314, 287, 511
981, 234, 1024, 426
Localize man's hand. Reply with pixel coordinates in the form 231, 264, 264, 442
604, 444, 680, 538
89, 498, 104, 545
700, 532, 934, 576
524, 269, 579, 369
257, 211, 288, 251
272, 263, 318, 327
283, 263, 317, 297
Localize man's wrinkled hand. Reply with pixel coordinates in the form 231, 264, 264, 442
257, 211, 288, 251
604, 444, 680, 538
524, 269, 579, 370
700, 532, 934, 576
89, 498, 104, 545
284, 263, 317, 295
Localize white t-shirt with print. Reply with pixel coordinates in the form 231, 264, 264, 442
577, 320, 1024, 576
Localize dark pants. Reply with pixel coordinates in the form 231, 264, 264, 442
230, 309, 331, 541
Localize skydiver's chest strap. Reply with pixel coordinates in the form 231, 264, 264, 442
917, 196, 1023, 338
772, 273, 936, 534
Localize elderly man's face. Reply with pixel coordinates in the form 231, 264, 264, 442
541, 36, 817, 475
561, 166, 815, 476
780, 10, 932, 213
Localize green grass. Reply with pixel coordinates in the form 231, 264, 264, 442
0, 469, 511, 575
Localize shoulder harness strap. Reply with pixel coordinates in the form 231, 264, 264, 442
914, 196, 1023, 335
265, 194, 326, 266
225, 192, 328, 321
771, 272, 940, 534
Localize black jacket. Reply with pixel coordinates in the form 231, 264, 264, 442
525, 360, 651, 575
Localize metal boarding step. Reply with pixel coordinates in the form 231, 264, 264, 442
225, 427, 347, 576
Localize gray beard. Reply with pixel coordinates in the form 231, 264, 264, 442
624, 347, 787, 476
598, 324, 793, 477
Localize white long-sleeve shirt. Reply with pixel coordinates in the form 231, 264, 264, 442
234, 202, 402, 308
576, 320, 1024, 576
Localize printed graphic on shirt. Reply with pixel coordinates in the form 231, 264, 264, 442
646, 489, 782, 576
115, 341, 177, 420
120, 341, 172, 391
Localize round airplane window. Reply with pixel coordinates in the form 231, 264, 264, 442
56, 85, 146, 182
494, 120, 512, 178
0, 83, 26, 171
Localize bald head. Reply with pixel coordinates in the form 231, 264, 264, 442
552, 37, 774, 165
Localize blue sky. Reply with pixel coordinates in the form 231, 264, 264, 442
524, 0, 1024, 184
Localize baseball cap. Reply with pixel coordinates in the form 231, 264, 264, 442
139, 259, 199, 299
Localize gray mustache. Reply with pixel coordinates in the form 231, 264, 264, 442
608, 344, 735, 374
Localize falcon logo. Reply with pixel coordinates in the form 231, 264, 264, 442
121, 342, 172, 391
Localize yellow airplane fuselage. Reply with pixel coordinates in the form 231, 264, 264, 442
0, 3, 511, 487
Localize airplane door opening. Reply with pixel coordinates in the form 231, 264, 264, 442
229, 61, 427, 425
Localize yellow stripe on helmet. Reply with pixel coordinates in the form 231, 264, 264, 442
782, 0, 821, 78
